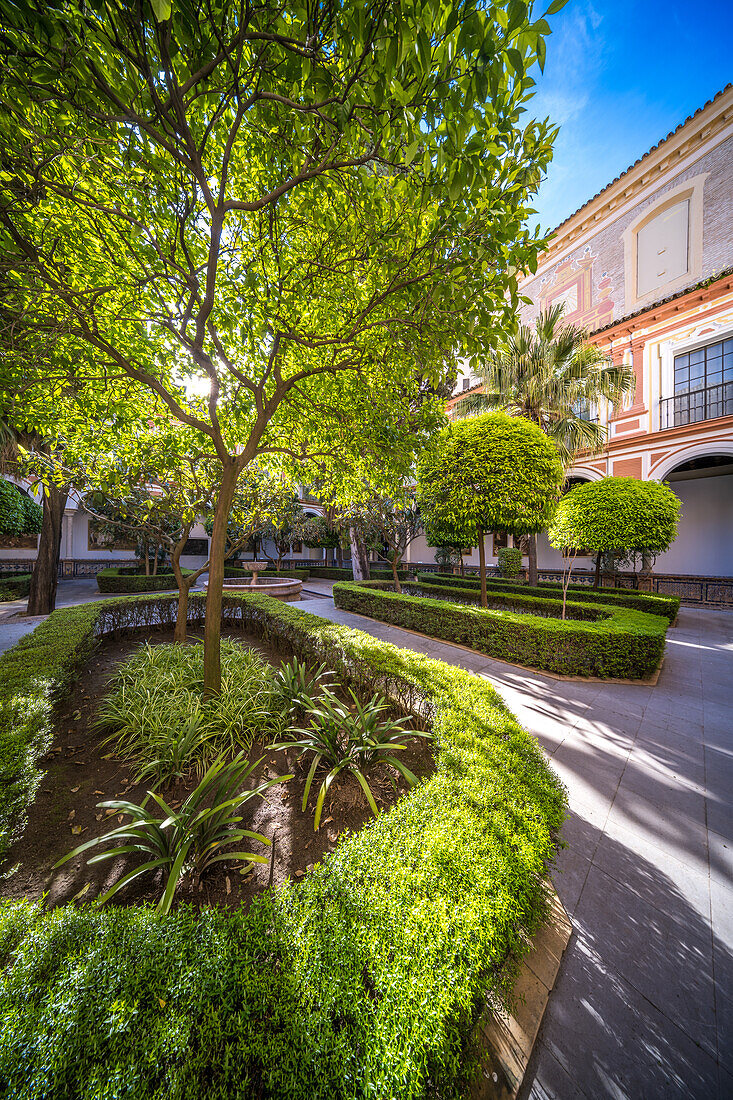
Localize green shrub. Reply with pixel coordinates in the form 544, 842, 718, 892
0, 572, 32, 601
334, 579, 669, 679
0, 591, 565, 1098
96, 639, 284, 771
497, 547, 523, 579
96, 566, 195, 593
305, 566, 408, 581
0, 481, 42, 538
416, 571, 680, 622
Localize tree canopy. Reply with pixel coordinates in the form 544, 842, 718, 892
549, 477, 682, 560
417, 411, 563, 603
0, 0, 564, 691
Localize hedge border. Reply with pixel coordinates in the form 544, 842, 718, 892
306, 566, 408, 581
416, 571, 680, 623
96, 566, 195, 593
0, 572, 31, 601
333, 579, 669, 680
0, 592, 564, 1099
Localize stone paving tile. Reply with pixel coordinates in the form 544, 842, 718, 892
534, 934, 722, 1100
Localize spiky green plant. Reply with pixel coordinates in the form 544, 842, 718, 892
275, 689, 429, 830
273, 656, 334, 720
96, 640, 283, 770
55, 753, 292, 912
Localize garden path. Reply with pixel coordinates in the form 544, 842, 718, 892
1, 578, 730, 1096
297, 589, 733, 1100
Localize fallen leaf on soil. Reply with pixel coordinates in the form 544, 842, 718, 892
225, 877, 231, 895
158, 999, 166, 1009
117, 815, 124, 823
70, 786, 80, 793
67, 810, 75, 821
294, 870, 305, 878
72, 883, 90, 900
94, 790, 104, 795
71, 825, 84, 835
323, 816, 333, 824
95, 814, 103, 822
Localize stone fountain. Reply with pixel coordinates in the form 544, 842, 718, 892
204, 560, 302, 602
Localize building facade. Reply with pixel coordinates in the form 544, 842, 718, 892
438, 85, 733, 600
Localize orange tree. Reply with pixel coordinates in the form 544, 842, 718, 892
0, 0, 563, 694
417, 412, 563, 606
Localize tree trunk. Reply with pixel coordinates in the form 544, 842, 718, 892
203, 461, 240, 698
349, 526, 370, 581
594, 551, 602, 590
477, 526, 487, 608
561, 550, 578, 620
152, 543, 160, 576
336, 543, 343, 568
390, 555, 402, 594
528, 532, 538, 587
27, 483, 68, 615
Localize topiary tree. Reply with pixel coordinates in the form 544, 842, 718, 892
497, 546, 523, 579
548, 477, 682, 615
417, 412, 564, 607
0, 479, 42, 539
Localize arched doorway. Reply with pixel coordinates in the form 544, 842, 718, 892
654, 452, 733, 577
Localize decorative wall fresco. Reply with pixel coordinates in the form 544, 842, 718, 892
539, 246, 615, 331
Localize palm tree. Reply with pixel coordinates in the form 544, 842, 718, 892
453, 304, 635, 585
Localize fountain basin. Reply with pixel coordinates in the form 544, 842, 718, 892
205, 576, 302, 602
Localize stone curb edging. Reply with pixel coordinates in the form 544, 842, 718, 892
471, 884, 572, 1099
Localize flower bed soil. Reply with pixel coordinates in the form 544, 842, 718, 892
1, 629, 434, 912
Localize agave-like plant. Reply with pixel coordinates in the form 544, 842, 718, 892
275, 689, 429, 830
55, 753, 292, 912
273, 656, 334, 720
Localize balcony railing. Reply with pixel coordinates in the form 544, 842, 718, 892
659, 382, 733, 430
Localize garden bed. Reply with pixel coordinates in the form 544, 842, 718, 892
416, 571, 680, 622
0, 592, 565, 1098
3, 628, 432, 912
333, 579, 671, 679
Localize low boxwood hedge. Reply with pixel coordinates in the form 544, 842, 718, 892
0, 591, 564, 1099
416, 571, 680, 623
96, 566, 195, 593
333, 579, 669, 680
0, 572, 31, 601
224, 566, 310, 581
307, 566, 408, 581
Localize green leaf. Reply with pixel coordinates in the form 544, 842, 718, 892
150, 0, 172, 22
546, 0, 570, 14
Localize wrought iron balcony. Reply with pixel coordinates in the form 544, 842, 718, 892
659, 382, 733, 430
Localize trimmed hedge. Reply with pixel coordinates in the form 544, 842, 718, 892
96, 567, 195, 593
307, 566, 408, 581
224, 566, 310, 581
334, 579, 669, 679
0, 591, 565, 1099
416, 571, 680, 623
0, 572, 31, 601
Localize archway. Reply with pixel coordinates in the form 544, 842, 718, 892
654, 452, 733, 578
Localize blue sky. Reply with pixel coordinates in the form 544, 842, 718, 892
528, 0, 733, 233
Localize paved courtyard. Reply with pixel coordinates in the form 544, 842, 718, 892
1, 579, 731, 1097
297, 591, 733, 1100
